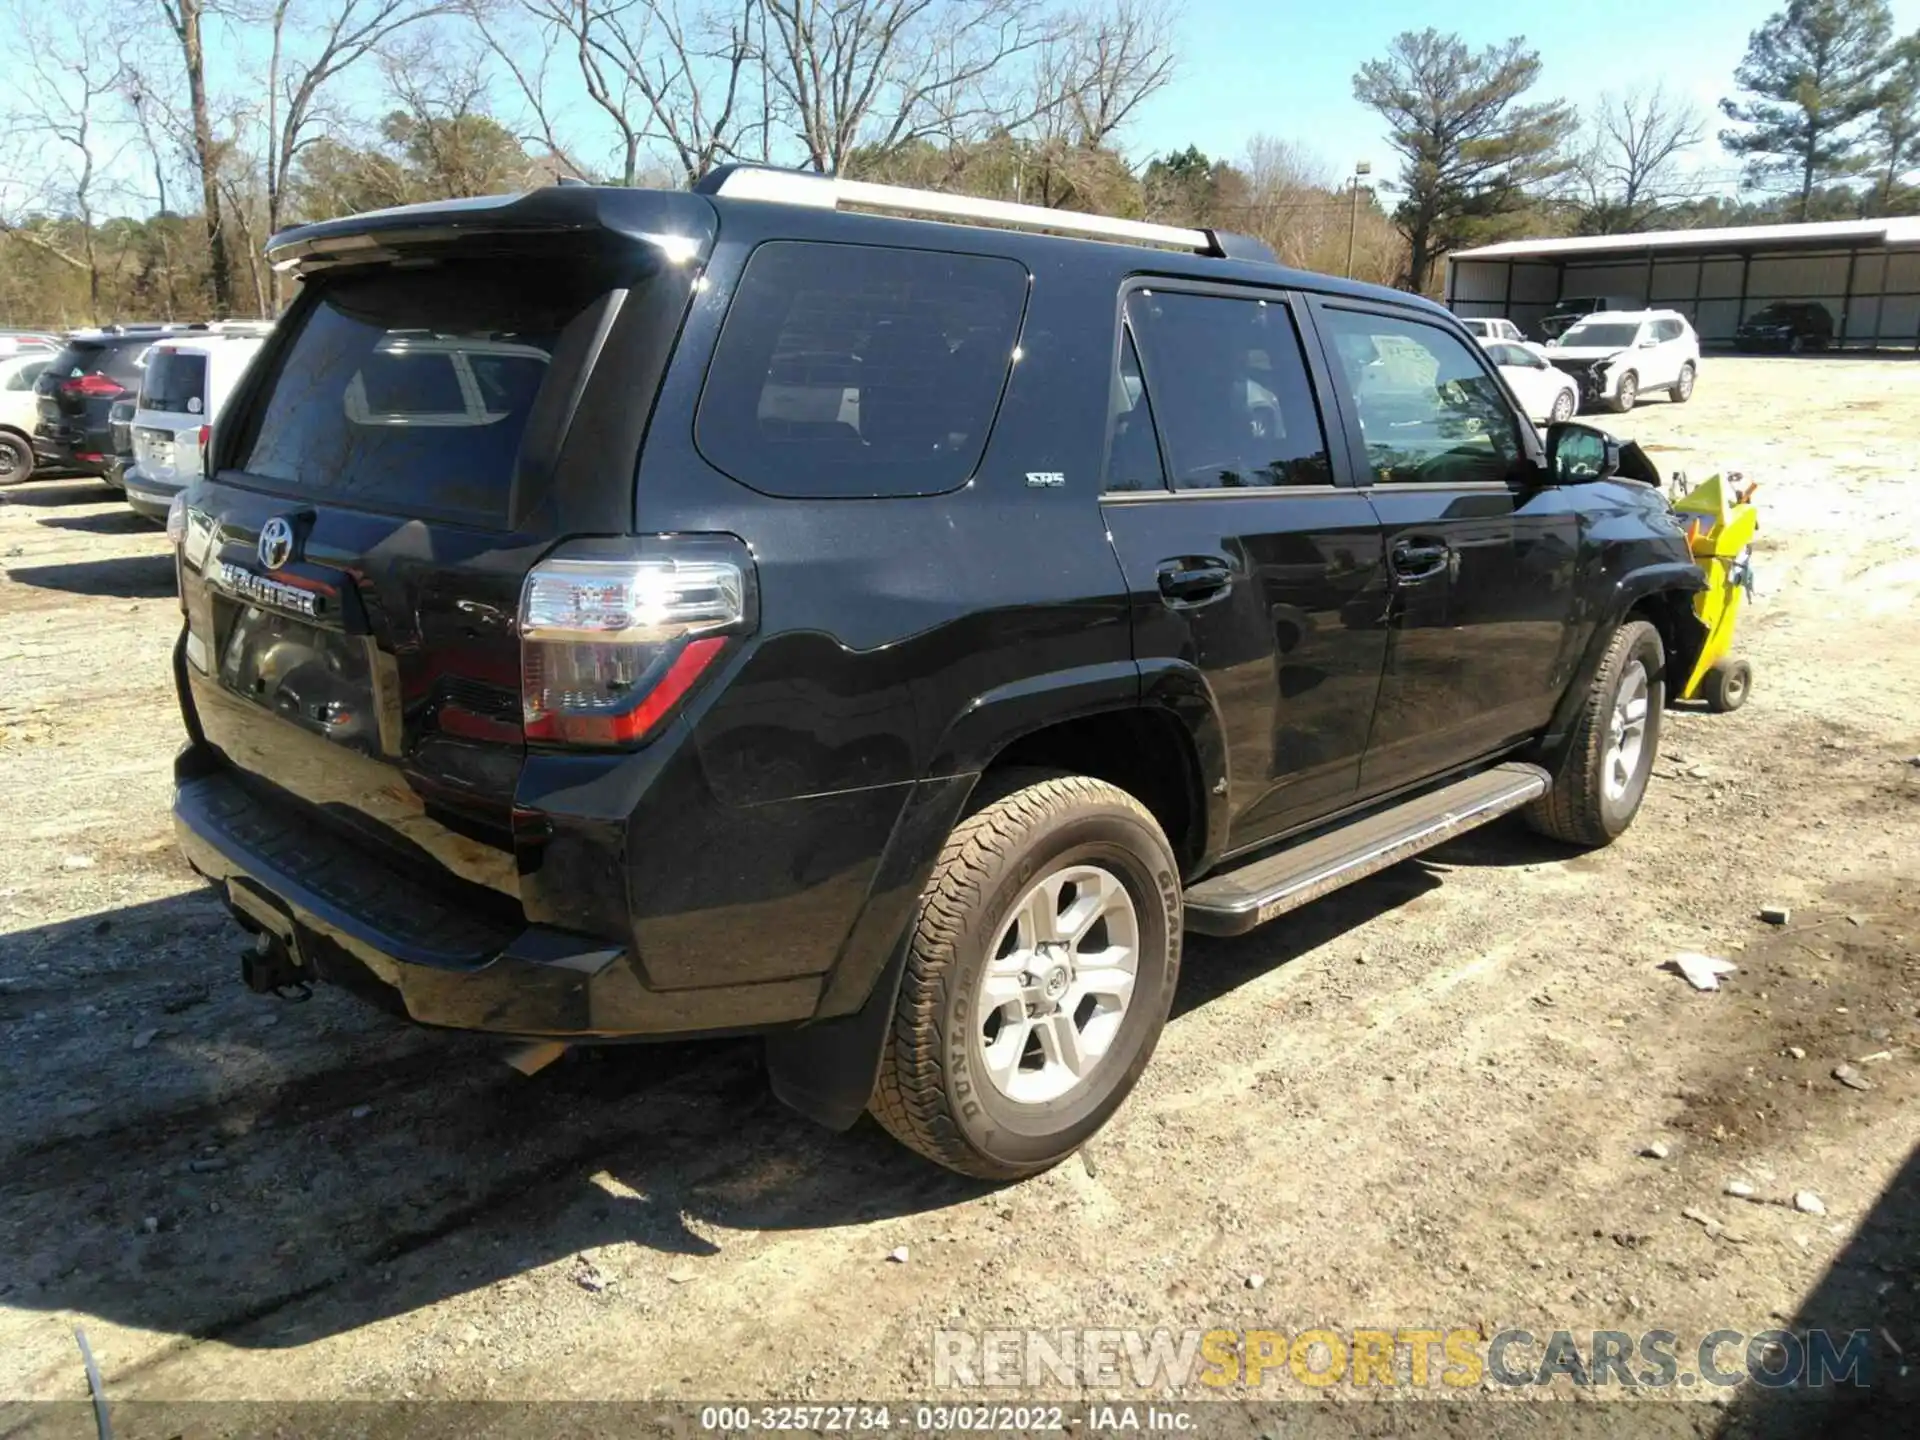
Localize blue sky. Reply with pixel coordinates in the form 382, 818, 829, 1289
1126, 0, 1920, 183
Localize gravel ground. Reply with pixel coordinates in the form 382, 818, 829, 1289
2, 357, 1918, 1435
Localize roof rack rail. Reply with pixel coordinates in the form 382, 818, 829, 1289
695, 164, 1274, 262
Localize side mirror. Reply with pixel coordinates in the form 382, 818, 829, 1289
1545, 421, 1621, 484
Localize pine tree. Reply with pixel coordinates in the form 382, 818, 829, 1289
1353, 30, 1575, 294
1872, 33, 1920, 212
1720, 0, 1896, 220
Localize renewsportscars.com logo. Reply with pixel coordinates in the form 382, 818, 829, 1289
933, 1326, 1876, 1392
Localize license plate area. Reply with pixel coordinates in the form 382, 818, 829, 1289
215, 600, 382, 749
136, 426, 175, 469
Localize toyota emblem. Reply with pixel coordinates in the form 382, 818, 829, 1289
258, 517, 296, 571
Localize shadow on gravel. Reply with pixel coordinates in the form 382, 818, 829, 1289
0, 892, 988, 1356
1714, 1143, 1919, 1439
1, 479, 116, 508
4, 554, 176, 598
0, 819, 1569, 1358
36, 509, 155, 535
1171, 811, 1573, 1015
1177, 860, 1444, 1017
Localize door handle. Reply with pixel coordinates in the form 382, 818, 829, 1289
1156, 559, 1233, 605
1390, 542, 1451, 582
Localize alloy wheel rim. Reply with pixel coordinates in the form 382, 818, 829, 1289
973, 862, 1140, 1105
1603, 661, 1650, 802
1679, 367, 1694, 398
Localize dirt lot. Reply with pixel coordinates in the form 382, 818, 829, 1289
3, 358, 1918, 1431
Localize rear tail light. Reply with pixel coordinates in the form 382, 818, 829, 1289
60, 374, 123, 398
519, 536, 756, 747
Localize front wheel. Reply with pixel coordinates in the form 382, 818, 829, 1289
1526, 619, 1665, 847
1609, 371, 1639, 413
1669, 362, 1695, 403
0, 431, 33, 486
869, 772, 1181, 1179
1549, 388, 1576, 424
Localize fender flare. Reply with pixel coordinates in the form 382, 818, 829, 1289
765, 658, 1229, 1132
1543, 560, 1705, 753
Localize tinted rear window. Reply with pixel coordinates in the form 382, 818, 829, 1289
238, 260, 614, 527
49, 340, 149, 384
141, 349, 208, 412
695, 241, 1028, 498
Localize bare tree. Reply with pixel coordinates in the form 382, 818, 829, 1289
4, 2, 132, 320
123, 65, 185, 315
261, 0, 452, 304
461, 0, 593, 177
762, 0, 1055, 175
1057, 0, 1175, 148
154, 0, 236, 311
1236, 136, 1337, 268
1573, 84, 1706, 233
986, 0, 1176, 208
489, 0, 756, 186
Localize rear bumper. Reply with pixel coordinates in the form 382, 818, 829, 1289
123, 467, 180, 519
32, 421, 108, 476
173, 763, 821, 1039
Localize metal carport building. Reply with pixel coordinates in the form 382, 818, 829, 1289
1445, 216, 1920, 349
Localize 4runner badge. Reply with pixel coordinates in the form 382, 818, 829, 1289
258, 516, 297, 570
210, 561, 322, 618
1025, 472, 1066, 488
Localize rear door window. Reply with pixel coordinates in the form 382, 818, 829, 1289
236, 260, 616, 528
1123, 289, 1331, 491
695, 241, 1028, 498
141, 348, 208, 413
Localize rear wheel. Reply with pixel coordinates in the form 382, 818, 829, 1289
1526, 620, 1665, 847
1669, 362, 1695, 403
0, 431, 32, 486
869, 772, 1180, 1179
1701, 657, 1751, 712
1610, 371, 1639, 413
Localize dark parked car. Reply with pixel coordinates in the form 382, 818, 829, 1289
33, 325, 195, 479
1735, 302, 1834, 352
166, 171, 1708, 1180
104, 396, 137, 491
1540, 294, 1639, 339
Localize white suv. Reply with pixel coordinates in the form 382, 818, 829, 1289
124, 325, 272, 521
1544, 309, 1698, 413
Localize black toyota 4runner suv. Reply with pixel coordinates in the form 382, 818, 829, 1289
167, 169, 1706, 1179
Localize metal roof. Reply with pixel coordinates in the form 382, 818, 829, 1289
1451, 216, 1920, 262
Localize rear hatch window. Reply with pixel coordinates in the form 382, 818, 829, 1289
49, 340, 149, 383
141, 347, 208, 413
232, 260, 615, 528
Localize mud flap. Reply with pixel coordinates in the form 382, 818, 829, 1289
764, 939, 911, 1131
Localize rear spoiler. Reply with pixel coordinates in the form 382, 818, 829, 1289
265, 186, 717, 276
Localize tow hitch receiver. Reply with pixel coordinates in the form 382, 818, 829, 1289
240, 929, 311, 1001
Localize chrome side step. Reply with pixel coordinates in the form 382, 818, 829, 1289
1182, 762, 1550, 937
